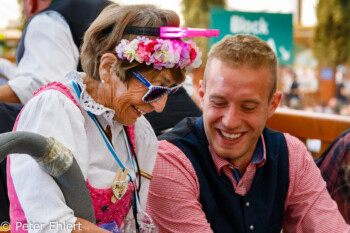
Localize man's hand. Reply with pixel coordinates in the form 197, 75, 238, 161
0, 84, 21, 103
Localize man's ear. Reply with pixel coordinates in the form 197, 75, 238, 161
267, 91, 282, 118
28, 0, 53, 17
28, 0, 37, 15
198, 79, 205, 109
99, 53, 118, 83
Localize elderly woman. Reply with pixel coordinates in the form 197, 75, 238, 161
7, 3, 202, 233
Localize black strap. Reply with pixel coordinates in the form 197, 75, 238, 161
123, 26, 160, 36
123, 126, 141, 193
123, 125, 142, 231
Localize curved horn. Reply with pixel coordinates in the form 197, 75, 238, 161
0, 131, 95, 223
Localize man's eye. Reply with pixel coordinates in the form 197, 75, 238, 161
242, 106, 256, 111
213, 101, 226, 106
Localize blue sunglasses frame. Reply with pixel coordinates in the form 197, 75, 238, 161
131, 71, 182, 103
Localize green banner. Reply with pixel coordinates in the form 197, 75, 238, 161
210, 8, 294, 65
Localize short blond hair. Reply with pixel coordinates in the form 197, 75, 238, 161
81, 3, 185, 84
204, 34, 278, 99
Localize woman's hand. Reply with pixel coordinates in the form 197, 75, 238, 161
72, 218, 111, 233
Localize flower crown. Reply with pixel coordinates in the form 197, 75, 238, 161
115, 37, 202, 70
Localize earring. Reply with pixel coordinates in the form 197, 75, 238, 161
101, 79, 105, 83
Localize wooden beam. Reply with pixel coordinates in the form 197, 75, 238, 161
266, 108, 350, 156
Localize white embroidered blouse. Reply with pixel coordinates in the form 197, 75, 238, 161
9, 71, 158, 233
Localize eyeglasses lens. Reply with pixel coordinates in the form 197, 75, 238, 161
169, 86, 180, 95
144, 88, 168, 102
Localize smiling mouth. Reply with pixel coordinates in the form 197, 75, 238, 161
220, 130, 243, 140
132, 105, 145, 115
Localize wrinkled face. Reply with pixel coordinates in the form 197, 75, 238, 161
199, 58, 280, 168
104, 69, 176, 125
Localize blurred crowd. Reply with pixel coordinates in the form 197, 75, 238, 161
280, 65, 350, 116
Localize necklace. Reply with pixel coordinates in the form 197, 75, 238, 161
71, 81, 140, 204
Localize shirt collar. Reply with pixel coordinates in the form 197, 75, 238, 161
210, 134, 267, 175
66, 70, 116, 126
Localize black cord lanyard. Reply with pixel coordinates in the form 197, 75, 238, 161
94, 118, 142, 194
95, 119, 142, 231
123, 125, 142, 230
123, 125, 142, 193
74, 81, 142, 230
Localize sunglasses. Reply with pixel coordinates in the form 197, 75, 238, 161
131, 71, 182, 103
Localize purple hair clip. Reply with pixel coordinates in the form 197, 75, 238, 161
160, 27, 220, 38
123, 26, 220, 39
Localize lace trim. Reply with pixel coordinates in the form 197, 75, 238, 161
66, 71, 115, 125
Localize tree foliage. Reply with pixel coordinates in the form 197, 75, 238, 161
182, 0, 226, 65
313, 0, 350, 66
16, 0, 26, 30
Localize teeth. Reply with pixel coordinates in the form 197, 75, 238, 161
221, 131, 241, 140
133, 106, 145, 115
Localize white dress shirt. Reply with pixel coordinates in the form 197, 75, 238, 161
8, 11, 79, 104
9, 71, 158, 233
0, 58, 17, 81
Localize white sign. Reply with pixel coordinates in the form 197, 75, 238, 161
230, 16, 269, 35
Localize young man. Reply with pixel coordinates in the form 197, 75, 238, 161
147, 34, 350, 232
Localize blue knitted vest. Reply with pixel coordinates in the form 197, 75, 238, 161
159, 117, 289, 233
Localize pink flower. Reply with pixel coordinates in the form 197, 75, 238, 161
145, 40, 157, 53
114, 37, 202, 70
136, 42, 148, 63
190, 47, 197, 62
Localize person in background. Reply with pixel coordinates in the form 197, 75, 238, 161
288, 70, 301, 109
0, 0, 109, 223
145, 82, 202, 135
0, 0, 109, 104
317, 128, 350, 224
147, 34, 350, 232
337, 82, 348, 104
8, 3, 203, 232
336, 82, 349, 114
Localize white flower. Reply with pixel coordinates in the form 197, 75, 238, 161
124, 39, 139, 62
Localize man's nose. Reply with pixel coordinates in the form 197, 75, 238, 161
222, 105, 240, 128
